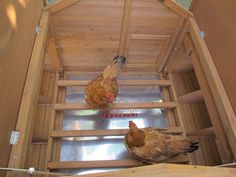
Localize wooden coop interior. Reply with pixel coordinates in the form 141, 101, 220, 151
1, 0, 236, 176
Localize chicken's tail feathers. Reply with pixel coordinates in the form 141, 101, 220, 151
185, 141, 199, 153
103, 55, 126, 78
112, 55, 126, 69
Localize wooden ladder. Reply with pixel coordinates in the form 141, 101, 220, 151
46, 72, 191, 171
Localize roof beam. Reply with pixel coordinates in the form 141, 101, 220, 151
163, 0, 193, 18
46, 25, 62, 72
44, 0, 80, 14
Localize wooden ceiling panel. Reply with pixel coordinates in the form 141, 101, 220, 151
52, 0, 125, 68
51, 0, 182, 70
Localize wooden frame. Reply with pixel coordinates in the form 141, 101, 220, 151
188, 17, 236, 159
7, 10, 49, 169
124, 34, 171, 67
7, 0, 236, 172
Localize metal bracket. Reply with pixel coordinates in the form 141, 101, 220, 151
162, 67, 169, 79
59, 67, 64, 78
10, 131, 20, 145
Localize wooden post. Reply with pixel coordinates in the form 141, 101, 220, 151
119, 0, 132, 55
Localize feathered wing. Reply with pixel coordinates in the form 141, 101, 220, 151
132, 128, 198, 162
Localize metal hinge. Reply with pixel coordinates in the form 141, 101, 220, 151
10, 131, 20, 145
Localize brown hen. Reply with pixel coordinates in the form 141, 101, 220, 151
125, 121, 199, 163
85, 56, 126, 108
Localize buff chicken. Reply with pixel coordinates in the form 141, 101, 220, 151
85, 55, 126, 108
125, 121, 199, 163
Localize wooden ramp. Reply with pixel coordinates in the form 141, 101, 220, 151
65, 163, 236, 177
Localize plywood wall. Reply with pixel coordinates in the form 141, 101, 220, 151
0, 0, 44, 172
191, 0, 236, 115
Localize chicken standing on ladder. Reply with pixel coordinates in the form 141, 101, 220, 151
85, 56, 126, 108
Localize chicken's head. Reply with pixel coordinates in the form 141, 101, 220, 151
104, 92, 115, 102
129, 121, 137, 128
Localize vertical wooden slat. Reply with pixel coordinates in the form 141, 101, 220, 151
46, 25, 62, 72
119, 0, 132, 55
46, 73, 59, 164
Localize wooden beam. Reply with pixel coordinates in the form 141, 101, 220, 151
119, 0, 132, 55
46, 25, 62, 72
44, 0, 80, 14
57, 80, 172, 87
218, 163, 236, 168
178, 90, 204, 103
163, 0, 193, 18
48, 156, 190, 170
51, 127, 183, 138
46, 73, 62, 164
162, 20, 190, 72
63, 163, 236, 177
54, 102, 177, 111
186, 127, 215, 137
7, 10, 49, 169
38, 95, 52, 104
167, 74, 187, 136
63, 65, 157, 73
187, 36, 233, 163
188, 17, 236, 159
48, 160, 141, 169
158, 17, 185, 72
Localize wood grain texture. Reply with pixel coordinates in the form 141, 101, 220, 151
7, 10, 49, 169
64, 163, 236, 177
188, 17, 236, 160
57, 79, 172, 87
54, 102, 177, 110
0, 0, 44, 172
51, 0, 182, 70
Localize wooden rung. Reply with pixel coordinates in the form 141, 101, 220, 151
47, 155, 189, 169
54, 102, 177, 111
51, 127, 183, 138
48, 160, 141, 169
57, 80, 172, 87
38, 95, 52, 104
178, 90, 204, 103
186, 127, 215, 137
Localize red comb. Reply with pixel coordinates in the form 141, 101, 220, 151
129, 121, 134, 125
